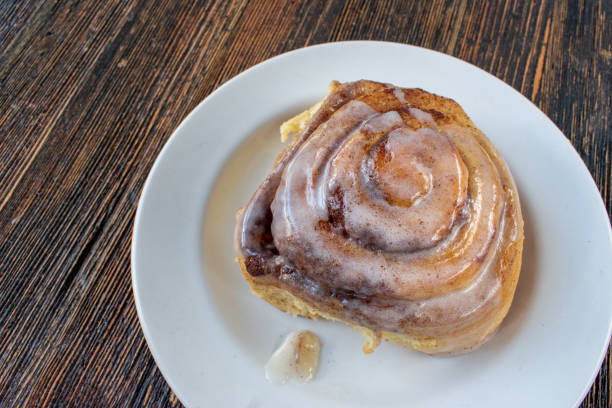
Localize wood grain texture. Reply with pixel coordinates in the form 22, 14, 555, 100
0, 0, 609, 406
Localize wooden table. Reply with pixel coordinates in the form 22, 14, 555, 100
1, 1, 609, 406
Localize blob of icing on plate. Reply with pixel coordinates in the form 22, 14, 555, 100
265, 330, 321, 384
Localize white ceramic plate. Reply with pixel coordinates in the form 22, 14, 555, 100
132, 41, 612, 408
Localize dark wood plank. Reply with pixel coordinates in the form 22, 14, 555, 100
0, 0, 609, 407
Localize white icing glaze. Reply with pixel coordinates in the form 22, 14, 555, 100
408, 107, 436, 125
393, 88, 407, 104
271, 100, 504, 303
336, 126, 467, 252
265, 330, 321, 384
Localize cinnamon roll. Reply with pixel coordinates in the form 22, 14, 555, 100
235, 80, 523, 355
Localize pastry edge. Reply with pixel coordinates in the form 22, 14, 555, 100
236, 238, 522, 356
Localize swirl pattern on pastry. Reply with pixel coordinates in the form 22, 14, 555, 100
235, 80, 523, 355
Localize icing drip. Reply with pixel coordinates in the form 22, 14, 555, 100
265, 330, 321, 384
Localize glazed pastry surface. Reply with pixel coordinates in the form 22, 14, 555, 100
235, 80, 524, 355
